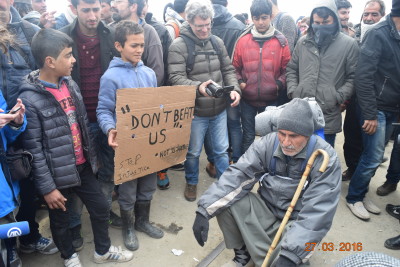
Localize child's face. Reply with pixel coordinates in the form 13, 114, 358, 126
52, 47, 76, 77
116, 33, 145, 66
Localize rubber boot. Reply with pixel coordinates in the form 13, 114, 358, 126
134, 201, 164, 239
120, 209, 139, 251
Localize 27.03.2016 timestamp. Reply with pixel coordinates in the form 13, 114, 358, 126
305, 242, 363, 252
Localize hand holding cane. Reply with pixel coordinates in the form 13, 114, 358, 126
261, 149, 330, 267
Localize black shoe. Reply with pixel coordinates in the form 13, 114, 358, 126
385, 235, 400, 250
386, 204, 400, 220
377, 182, 397, 196
70, 224, 84, 252
134, 201, 164, 239
109, 210, 123, 229
169, 163, 185, 171
342, 168, 354, 181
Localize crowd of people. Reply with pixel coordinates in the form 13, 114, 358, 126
0, 0, 399, 266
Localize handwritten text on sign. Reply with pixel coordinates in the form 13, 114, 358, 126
114, 86, 196, 184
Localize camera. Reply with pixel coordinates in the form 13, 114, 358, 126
206, 82, 234, 98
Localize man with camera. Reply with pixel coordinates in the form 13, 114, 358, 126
168, 0, 240, 202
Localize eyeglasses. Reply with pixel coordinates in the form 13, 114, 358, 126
192, 22, 213, 30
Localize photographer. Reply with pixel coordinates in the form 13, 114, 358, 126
168, 0, 240, 202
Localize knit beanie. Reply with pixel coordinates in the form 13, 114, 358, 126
211, 0, 228, 6
392, 0, 400, 17
277, 98, 314, 137
14, 0, 31, 4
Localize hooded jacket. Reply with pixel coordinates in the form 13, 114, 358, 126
232, 26, 291, 107
97, 57, 157, 135
168, 22, 240, 117
356, 14, 400, 119
197, 132, 341, 265
18, 71, 98, 196
211, 4, 245, 58
286, 0, 359, 134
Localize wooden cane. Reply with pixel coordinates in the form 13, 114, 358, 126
261, 149, 330, 267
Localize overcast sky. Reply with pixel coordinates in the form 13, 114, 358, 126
47, 0, 392, 25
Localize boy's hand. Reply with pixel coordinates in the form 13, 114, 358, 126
108, 129, 118, 150
44, 189, 67, 211
230, 91, 241, 107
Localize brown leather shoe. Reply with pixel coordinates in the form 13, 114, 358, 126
377, 182, 397, 196
184, 184, 197, 202
206, 162, 216, 178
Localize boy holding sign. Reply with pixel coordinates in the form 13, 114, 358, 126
97, 20, 164, 252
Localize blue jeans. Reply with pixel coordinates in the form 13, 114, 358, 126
346, 109, 398, 203
240, 101, 269, 153
205, 105, 243, 163
185, 111, 229, 184
386, 125, 400, 184
324, 134, 336, 148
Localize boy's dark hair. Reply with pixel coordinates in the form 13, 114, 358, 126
115, 20, 144, 47
31, 29, 74, 68
71, 0, 102, 8
312, 7, 336, 20
250, 0, 273, 17
128, 0, 145, 17
234, 13, 246, 24
174, 0, 189, 13
242, 13, 248, 20
335, 0, 352, 9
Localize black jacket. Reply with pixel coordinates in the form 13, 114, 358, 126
18, 71, 98, 195
211, 4, 245, 58
356, 15, 400, 120
59, 19, 118, 87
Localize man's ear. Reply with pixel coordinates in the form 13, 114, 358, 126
114, 41, 122, 52
129, 2, 138, 15
45, 56, 56, 69
70, 4, 78, 16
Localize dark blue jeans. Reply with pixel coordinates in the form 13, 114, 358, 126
347, 109, 398, 203
385, 125, 400, 184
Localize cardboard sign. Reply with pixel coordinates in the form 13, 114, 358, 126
114, 85, 196, 184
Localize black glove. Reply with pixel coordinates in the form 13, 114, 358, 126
274, 255, 297, 267
192, 212, 209, 246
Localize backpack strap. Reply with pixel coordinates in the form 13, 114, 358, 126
166, 20, 180, 38
180, 34, 223, 74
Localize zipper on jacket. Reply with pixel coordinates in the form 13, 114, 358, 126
378, 76, 389, 98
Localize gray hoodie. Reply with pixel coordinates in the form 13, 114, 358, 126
286, 0, 359, 134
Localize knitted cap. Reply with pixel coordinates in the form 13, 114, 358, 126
211, 0, 228, 6
392, 0, 400, 17
277, 98, 314, 137
14, 0, 31, 4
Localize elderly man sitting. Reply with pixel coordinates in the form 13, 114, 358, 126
192, 98, 341, 267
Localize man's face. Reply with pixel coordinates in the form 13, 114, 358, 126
189, 16, 212, 40
32, 0, 47, 14
111, 0, 133, 22
337, 8, 350, 27
252, 13, 271, 34
115, 33, 145, 65
52, 47, 76, 77
100, 2, 113, 21
0, 0, 11, 25
312, 13, 334, 25
74, 0, 101, 33
278, 130, 309, 157
363, 2, 383, 24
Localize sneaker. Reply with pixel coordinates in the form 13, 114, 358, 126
363, 198, 381, 214
169, 163, 185, 171
386, 204, 400, 220
109, 210, 123, 229
347, 202, 370, 220
93, 245, 133, 264
342, 168, 353, 181
70, 225, 84, 252
157, 171, 170, 190
184, 183, 197, 202
206, 162, 217, 178
64, 253, 82, 267
20, 236, 59, 255
8, 246, 21, 267
377, 182, 397, 196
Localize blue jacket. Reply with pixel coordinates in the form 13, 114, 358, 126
0, 92, 27, 218
97, 57, 157, 135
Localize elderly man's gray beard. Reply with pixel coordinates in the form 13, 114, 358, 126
280, 141, 308, 157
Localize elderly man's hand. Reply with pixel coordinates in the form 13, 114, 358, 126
192, 212, 209, 246
230, 91, 240, 107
